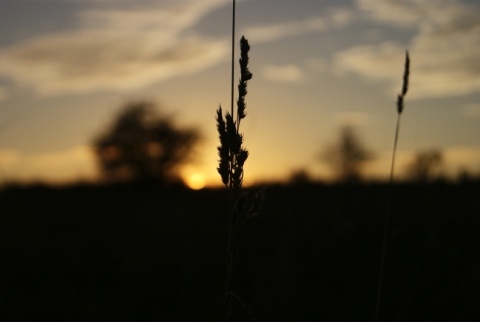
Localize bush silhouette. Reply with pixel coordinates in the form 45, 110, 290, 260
93, 101, 199, 184
320, 125, 373, 183
406, 149, 444, 183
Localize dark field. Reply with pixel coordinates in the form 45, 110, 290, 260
0, 182, 479, 321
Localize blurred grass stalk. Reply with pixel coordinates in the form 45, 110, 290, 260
375, 51, 410, 322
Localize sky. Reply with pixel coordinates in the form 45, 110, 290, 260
0, 0, 479, 188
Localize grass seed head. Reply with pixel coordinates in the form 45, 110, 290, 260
397, 50, 410, 114
402, 51, 410, 97
216, 36, 252, 189
237, 36, 252, 121
397, 94, 404, 114
216, 105, 230, 185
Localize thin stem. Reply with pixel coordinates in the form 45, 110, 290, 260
224, 189, 235, 322
225, 1, 236, 321
375, 113, 401, 322
229, 0, 236, 192
230, 0, 235, 117
389, 114, 401, 185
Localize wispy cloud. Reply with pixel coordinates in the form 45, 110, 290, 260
242, 7, 356, 44
261, 64, 305, 83
243, 17, 327, 43
335, 0, 480, 99
334, 42, 405, 86
356, 0, 428, 27
0, 0, 228, 96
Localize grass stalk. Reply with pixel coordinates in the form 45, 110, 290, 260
231, 0, 235, 117
216, 2, 254, 317
375, 51, 409, 322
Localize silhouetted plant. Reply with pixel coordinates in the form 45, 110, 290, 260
217, 36, 251, 190
217, 34, 260, 321
93, 101, 199, 184
287, 168, 314, 186
375, 51, 410, 322
406, 149, 443, 183
216, 25, 264, 320
320, 125, 373, 183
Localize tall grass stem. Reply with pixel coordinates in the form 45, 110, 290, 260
219, 2, 254, 320
226, 1, 235, 319
375, 114, 401, 322
375, 51, 409, 322
230, 0, 235, 117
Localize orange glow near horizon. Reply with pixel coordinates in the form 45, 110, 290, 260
184, 173, 206, 190
1, 143, 480, 187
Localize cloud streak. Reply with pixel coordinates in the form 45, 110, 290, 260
0, 0, 228, 96
261, 64, 305, 83
334, 0, 480, 99
243, 17, 327, 43
242, 7, 356, 43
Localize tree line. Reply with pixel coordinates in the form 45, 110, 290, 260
91, 101, 470, 186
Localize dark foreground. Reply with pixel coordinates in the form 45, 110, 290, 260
0, 182, 479, 321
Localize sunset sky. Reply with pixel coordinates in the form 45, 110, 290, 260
0, 0, 479, 188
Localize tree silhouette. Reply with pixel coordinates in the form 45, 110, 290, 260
93, 101, 199, 184
287, 168, 314, 186
406, 149, 443, 183
320, 125, 373, 183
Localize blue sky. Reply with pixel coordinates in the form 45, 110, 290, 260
0, 0, 479, 187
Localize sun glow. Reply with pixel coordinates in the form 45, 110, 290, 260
185, 173, 206, 190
